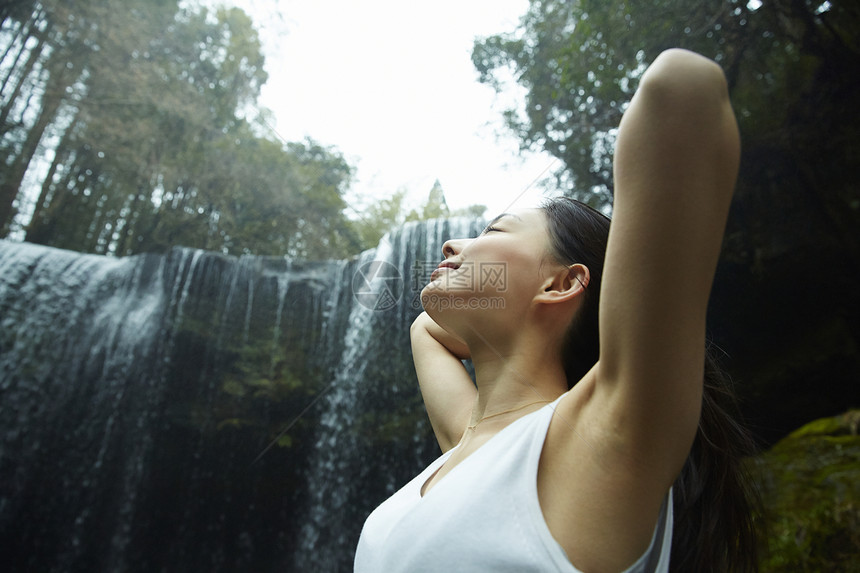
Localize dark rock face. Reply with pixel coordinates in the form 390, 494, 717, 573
755, 411, 860, 572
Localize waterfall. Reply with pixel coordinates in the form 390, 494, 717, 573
0, 217, 482, 572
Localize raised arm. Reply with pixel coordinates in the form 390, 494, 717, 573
410, 312, 477, 451
594, 49, 741, 474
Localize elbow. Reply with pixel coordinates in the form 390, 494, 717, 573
636, 49, 739, 165
639, 49, 730, 108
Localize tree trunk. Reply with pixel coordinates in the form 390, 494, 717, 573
23, 110, 77, 239
0, 19, 29, 93
24, 155, 77, 245
0, 25, 48, 134
0, 4, 41, 62
0, 58, 72, 232
111, 190, 137, 256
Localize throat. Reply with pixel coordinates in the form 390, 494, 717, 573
466, 399, 552, 431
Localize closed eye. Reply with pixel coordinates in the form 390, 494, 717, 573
482, 226, 502, 235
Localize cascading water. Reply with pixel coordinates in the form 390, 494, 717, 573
0, 216, 482, 572
292, 218, 480, 572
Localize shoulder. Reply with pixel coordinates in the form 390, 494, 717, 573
538, 372, 674, 571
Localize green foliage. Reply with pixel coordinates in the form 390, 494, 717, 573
473, 0, 860, 215
351, 180, 485, 250
1, 0, 359, 259
405, 179, 449, 221
449, 204, 489, 218
350, 188, 411, 250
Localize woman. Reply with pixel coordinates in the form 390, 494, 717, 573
354, 49, 758, 572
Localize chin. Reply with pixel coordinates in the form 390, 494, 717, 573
420, 286, 452, 314
420, 286, 463, 316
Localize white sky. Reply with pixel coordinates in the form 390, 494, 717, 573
219, 0, 558, 218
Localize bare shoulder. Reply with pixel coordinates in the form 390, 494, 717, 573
538, 372, 671, 572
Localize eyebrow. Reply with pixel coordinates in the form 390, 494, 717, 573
485, 212, 523, 227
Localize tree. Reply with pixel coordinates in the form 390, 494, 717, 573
406, 179, 449, 221
472, 0, 860, 218
350, 180, 486, 251
406, 179, 486, 222
0, 0, 113, 230
2, 1, 359, 259
449, 204, 487, 218
349, 188, 410, 251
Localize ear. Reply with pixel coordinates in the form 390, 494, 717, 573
534, 263, 590, 305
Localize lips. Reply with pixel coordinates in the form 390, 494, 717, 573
437, 260, 461, 271
430, 260, 461, 281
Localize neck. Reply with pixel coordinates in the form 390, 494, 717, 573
465, 328, 569, 427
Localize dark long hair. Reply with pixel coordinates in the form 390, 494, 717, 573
541, 196, 760, 572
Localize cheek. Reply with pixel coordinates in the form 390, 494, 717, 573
502, 266, 542, 300
481, 252, 541, 304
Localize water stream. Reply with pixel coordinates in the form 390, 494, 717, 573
0, 217, 481, 572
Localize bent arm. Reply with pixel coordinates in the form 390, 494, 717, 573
595, 49, 740, 474
410, 312, 476, 451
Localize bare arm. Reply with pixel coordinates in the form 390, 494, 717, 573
410, 312, 476, 451
526, 50, 741, 572
592, 49, 741, 477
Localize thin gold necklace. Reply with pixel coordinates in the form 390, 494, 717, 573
466, 400, 550, 431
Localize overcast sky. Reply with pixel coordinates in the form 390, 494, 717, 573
216, 0, 558, 218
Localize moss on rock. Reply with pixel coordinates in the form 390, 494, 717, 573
755, 410, 860, 572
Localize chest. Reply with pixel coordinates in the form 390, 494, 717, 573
356, 419, 580, 572
419, 433, 493, 497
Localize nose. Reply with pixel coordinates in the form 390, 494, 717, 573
442, 238, 469, 259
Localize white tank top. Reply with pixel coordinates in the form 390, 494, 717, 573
354, 395, 673, 572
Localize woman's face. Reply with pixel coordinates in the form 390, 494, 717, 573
420, 208, 557, 321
